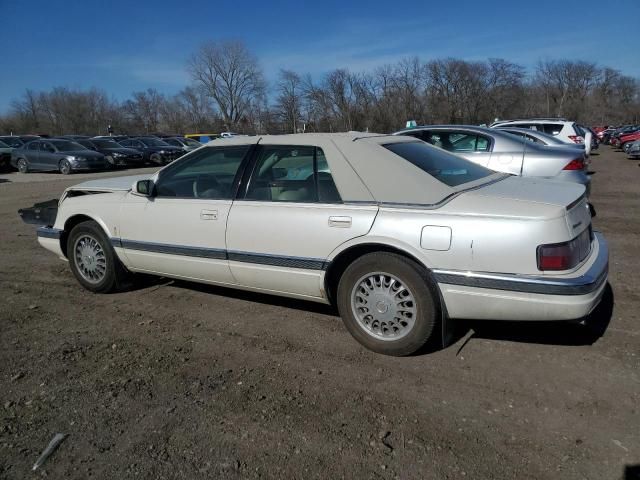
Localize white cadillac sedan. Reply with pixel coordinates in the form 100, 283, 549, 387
22, 133, 609, 356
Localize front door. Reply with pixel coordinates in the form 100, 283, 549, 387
117, 145, 251, 285
226, 144, 378, 299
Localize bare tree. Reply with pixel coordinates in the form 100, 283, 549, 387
188, 40, 265, 131
275, 69, 303, 133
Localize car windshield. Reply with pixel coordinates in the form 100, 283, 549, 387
141, 138, 170, 147
92, 139, 120, 148
384, 141, 494, 187
0, 137, 23, 147
0, 140, 9, 148
51, 140, 87, 151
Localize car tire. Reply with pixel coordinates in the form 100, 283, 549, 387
336, 252, 439, 356
17, 158, 29, 173
59, 159, 72, 175
104, 155, 115, 167
150, 153, 163, 165
67, 220, 130, 293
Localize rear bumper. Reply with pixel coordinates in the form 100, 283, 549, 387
435, 232, 608, 321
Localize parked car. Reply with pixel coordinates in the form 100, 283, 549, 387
0, 136, 25, 148
627, 141, 640, 159
11, 138, 109, 174
118, 137, 183, 165
494, 126, 587, 150
184, 133, 220, 143
394, 125, 591, 195
75, 138, 145, 168
490, 118, 591, 155
609, 125, 639, 148
618, 130, 640, 151
577, 125, 598, 151
599, 127, 618, 145
19, 133, 608, 356
163, 136, 203, 153
0, 140, 14, 169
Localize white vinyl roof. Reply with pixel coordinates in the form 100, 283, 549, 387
206, 132, 500, 205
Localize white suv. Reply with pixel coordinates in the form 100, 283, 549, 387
490, 118, 590, 154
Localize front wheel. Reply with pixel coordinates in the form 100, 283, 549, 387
337, 252, 439, 356
17, 158, 29, 173
150, 153, 163, 165
67, 221, 130, 293
59, 159, 72, 175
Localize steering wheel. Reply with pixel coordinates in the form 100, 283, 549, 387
193, 175, 221, 198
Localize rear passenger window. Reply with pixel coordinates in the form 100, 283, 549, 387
424, 132, 490, 153
28, 142, 40, 150
246, 146, 341, 203
542, 124, 563, 136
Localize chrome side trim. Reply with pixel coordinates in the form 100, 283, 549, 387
119, 239, 227, 260
112, 237, 327, 270
434, 232, 608, 296
228, 251, 326, 271
36, 227, 63, 239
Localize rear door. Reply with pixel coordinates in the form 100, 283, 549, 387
26, 141, 42, 168
40, 141, 58, 171
226, 144, 378, 299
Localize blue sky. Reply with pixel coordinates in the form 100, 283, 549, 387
1, 0, 638, 112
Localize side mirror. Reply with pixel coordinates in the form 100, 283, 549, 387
134, 179, 155, 197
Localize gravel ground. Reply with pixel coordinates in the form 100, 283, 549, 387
0, 149, 638, 479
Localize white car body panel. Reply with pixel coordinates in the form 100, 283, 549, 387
226, 201, 378, 297
117, 195, 234, 284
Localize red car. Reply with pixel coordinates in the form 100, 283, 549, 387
619, 130, 640, 150
592, 126, 608, 140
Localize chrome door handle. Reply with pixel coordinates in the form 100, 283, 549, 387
200, 209, 218, 220
328, 216, 351, 228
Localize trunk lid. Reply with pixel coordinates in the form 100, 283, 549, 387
471, 175, 586, 207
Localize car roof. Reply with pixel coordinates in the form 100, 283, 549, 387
200, 132, 502, 206
490, 118, 571, 126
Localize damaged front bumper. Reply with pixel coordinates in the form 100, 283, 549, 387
18, 199, 59, 226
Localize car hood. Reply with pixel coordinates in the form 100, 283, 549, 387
65, 173, 153, 193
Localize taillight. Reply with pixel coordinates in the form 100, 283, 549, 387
563, 158, 585, 170
537, 228, 592, 271
568, 135, 584, 144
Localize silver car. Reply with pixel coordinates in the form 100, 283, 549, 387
21, 133, 608, 356
394, 125, 591, 195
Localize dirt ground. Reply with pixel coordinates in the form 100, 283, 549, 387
1, 148, 638, 480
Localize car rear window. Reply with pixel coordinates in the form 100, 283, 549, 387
542, 123, 564, 136
383, 141, 494, 187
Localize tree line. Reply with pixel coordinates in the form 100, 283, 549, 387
1, 40, 638, 136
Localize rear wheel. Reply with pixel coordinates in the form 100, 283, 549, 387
59, 159, 72, 175
17, 158, 28, 173
337, 252, 439, 356
67, 220, 130, 293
